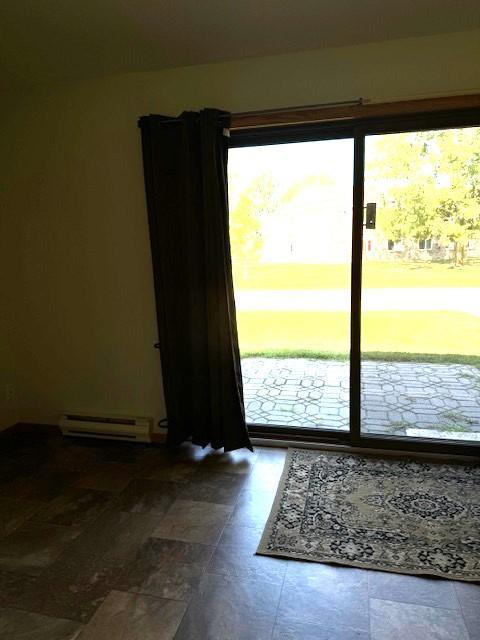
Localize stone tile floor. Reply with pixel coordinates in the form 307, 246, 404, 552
241, 358, 480, 438
0, 431, 479, 639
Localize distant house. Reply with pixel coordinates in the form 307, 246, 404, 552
363, 228, 480, 261
257, 179, 480, 264
261, 183, 353, 264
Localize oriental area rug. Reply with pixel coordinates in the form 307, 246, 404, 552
257, 449, 480, 581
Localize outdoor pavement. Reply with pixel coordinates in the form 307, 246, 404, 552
235, 287, 480, 315
241, 357, 480, 439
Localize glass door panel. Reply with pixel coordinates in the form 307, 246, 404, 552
229, 139, 354, 431
361, 126, 480, 442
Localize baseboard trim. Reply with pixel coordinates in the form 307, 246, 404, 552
0, 421, 167, 444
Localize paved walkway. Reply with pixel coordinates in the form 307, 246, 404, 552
236, 288, 480, 315
241, 358, 480, 439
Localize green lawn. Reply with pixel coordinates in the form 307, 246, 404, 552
234, 260, 480, 365
233, 259, 480, 290
234, 260, 480, 364
237, 310, 480, 367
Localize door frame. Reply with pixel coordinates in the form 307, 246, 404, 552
229, 108, 480, 456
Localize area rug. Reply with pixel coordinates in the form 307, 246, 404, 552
257, 449, 480, 581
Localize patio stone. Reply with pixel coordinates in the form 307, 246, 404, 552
241, 358, 480, 436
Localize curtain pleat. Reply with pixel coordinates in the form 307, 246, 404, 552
140, 109, 252, 452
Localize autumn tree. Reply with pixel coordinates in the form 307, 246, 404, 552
367, 127, 480, 265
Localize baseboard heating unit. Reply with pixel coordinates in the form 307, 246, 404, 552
59, 412, 152, 442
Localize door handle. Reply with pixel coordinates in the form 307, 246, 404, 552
365, 202, 376, 229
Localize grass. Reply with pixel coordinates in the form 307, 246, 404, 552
241, 349, 480, 368
233, 259, 480, 290
436, 424, 470, 433
234, 259, 480, 366
237, 310, 480, 367
441, 411, 476, 425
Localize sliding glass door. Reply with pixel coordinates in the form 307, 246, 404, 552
229, 116, 480, 455
229, 138, 353, 433
361, 126, 480, 444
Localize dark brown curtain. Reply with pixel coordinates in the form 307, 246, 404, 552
139, 109, 252, 452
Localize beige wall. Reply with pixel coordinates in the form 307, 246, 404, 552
0, 217, 18, 430
2, 29, 480, 429
1, 94, 21, 430
0, 245, 18, 430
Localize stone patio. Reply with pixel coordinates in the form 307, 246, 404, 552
241, 357, 480, 439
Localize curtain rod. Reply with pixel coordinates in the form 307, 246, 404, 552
139, 94, 480, 129
138, 98, 364, 127
231, 98, 364, 118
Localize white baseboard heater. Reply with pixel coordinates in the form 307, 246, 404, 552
59, 412, 152, 442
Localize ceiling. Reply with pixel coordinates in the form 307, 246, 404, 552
1, 0, 479, 90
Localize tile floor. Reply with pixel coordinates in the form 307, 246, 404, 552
0, 431, 478, 639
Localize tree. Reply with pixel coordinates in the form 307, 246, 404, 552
367, 127, 480, 265
229, 172, 278, 277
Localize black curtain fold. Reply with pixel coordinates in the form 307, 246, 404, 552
140, 109, 252, 452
